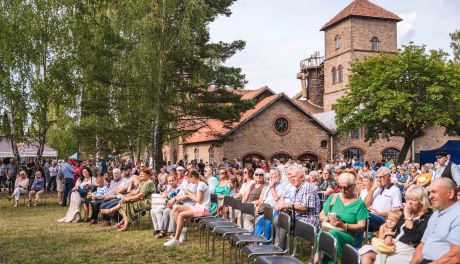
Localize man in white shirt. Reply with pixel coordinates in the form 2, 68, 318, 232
364, 166, 402, 231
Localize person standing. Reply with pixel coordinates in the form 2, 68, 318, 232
433, 152, 460, 186
43, 159, 50, 191
58, 158, 74, 207
47, 161, 58, 192
0, 159, 6, 192
6, 158, 19, 195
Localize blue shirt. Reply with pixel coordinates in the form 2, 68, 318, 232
421, 202, 460, 260
58, 163, 74, 179
31, 178, 44, 191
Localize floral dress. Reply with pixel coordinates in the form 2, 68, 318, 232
121, 180, 155, 223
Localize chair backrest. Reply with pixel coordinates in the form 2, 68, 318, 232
223, 195, 234, 207
231, 199, 243, 223
318, 232, 338, 264
293, 220, 316, 262
264, 206, 274, 222
210, 193, 218, 204
341, 244, 360, 264
240, 202, 256, 228
276, 212, 291, 251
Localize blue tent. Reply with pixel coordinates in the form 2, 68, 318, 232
420, 140, 460, 164
69, 152, 78, 160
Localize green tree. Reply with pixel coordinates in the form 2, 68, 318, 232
450, 30, 460, 62
333, 44, 460, 164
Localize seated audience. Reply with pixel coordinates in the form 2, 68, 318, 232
318, 172, 369, 264
317, 168, 337, 197
241, 168, 267, 231
308, 170, 320, 189
73, 167, 96, 222
275, 168, 321, 231
8, 171, 29, 207
102, 168, 155, 231
409, 165, 432, 188
204, 166, 219, 193
254, 168, 295, 240
212, 169, 231, 216
152, 174, 180, 238
164, 169, 210, 247
410, 178, 460, 264
28, 171, 45, 207
364, 167, 402, 232
359, 174, 373, 200
360, 185, 432, 264
234, 167, 255, 199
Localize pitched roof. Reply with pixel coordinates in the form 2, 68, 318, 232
320, 0, 402, 31
240, 86, 275, 100
293, 99, 323, 115
312, 110, 337, 133
184, 93, 335, 144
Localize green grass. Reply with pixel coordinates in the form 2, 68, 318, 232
0, 192, 215, 264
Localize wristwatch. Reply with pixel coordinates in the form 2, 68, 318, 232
404, 217, 413, 221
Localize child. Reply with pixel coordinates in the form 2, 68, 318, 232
371, 210, 401, 253
91, 177, 108, 201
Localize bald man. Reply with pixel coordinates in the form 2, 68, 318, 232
410, 178, 460, 264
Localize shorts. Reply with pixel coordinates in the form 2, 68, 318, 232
193, 206, 209, 217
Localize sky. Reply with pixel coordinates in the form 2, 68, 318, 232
209, 0, 460, 97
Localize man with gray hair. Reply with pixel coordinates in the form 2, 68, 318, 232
275, 167, 321, 231
364, 166, 402, 232
410, 178, 460, 264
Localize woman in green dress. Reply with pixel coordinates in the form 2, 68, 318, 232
211, 169, 231, 215
318, 172, 369, 264
117, 168, 155, 231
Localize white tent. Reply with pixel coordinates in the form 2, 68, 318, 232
0, 140, 58, 158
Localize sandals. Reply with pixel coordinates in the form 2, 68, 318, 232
155, 232, 167, 239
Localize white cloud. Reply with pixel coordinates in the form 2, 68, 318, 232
398, 12, 417, 44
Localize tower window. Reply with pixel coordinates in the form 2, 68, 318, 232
370, 37, 380, 51
338, 65, 343, 83
332, 67, 336, 84
351, 127, 360, 139
335, 35, 340, 49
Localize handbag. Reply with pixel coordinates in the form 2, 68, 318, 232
257, 203, 271, 215
371, 237, 396, 254
151, 193, 166, 209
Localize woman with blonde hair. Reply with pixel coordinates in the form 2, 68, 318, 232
8, 170, 29, 207
28, 171, 45, 206
360, 185, 432, 264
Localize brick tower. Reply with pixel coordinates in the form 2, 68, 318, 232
320, 0, 402, 110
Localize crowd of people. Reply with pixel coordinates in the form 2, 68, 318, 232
1, 152, 459, 263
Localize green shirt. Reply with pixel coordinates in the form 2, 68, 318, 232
322, 194, 369, 226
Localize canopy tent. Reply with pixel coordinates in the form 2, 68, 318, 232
0, 140, 58, 158
69, 152, 78, 159
420, 140, 460, 164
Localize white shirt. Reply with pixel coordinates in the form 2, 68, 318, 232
260, 180, 295, 207
433, 162, 460, 186
238, 180, 255, 196
195, 181, 211, 210
370, 184, 402, 213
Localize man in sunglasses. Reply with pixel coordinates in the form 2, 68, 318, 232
364, 166, 402, 232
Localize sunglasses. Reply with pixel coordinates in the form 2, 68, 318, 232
339, 184, 355, 191
255, 173, 264, 176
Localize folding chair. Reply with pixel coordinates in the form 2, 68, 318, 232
255, 220, 317, 264
241, 212, 291, 263
317, 232, 338, 264
230, 206, 274, 263
341, 244, 360, 264
211, 201, 256, 263
187, 193, 219, 242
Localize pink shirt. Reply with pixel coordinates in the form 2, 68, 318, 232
15, 177, 29, 189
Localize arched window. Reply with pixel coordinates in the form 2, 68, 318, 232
271, 153, 292, 162
338, 65, 343, 83
335, 35, 340, 49
344, 148, 364, 160
370, 37, 380, 51
297, 153, 318, 162
382, 148, 400, 161
332, 67, 336, 84
194, 148, 200, 161
208, 147, 215, 163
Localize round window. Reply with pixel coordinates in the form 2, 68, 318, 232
274, 117, 289, 134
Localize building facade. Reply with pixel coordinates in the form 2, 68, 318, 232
164, 0, 459, 165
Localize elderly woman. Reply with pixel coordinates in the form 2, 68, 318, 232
105, 168, 155, 231
8, 171, 29, 207
28, 171, 45, 207
403, 165, 419, 190
360, 185, 432, 264
317, 168, 337, 196
408, 165, 432, 188
318, 172, 369, 264
308, 170, 320, 189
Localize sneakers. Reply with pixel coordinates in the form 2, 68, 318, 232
179, 227, 188, 242
163, 238, 181, 247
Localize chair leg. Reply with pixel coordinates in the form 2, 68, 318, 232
212, 232, 216, 258
221, 235, 225, 264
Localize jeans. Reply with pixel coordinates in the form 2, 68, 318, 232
12, 187, 28, 201
368, 213, 385, 232
8, 177, 16, 194
100, 198, 121, 222
90, 200, 105, 221
47, 176, 57, 191
62, 178, 74, 206
254, 211, 279, 240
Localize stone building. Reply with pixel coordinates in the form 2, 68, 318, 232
164, 0, 459, 165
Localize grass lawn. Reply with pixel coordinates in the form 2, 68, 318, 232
0, 192, 214, 264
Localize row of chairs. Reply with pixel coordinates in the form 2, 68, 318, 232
188, 195, 360, 264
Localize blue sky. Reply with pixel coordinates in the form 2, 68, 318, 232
209, 0, 460, 96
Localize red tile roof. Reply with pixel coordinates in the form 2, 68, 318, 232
320, 0, 402, 31
184, 94, 280, 144
293, 100, 323, 115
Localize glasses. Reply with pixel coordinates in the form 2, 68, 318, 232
255, 173, 264, 176
339, 184, 355, 191
219, 172, 225, 175
243, 171, 248, 174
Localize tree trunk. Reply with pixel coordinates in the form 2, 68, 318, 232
128, 137, 134, 164
34, 125, 46, 174
6, 103, 21, 162
398, 137, 414, 164
150, 113, 163, 172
